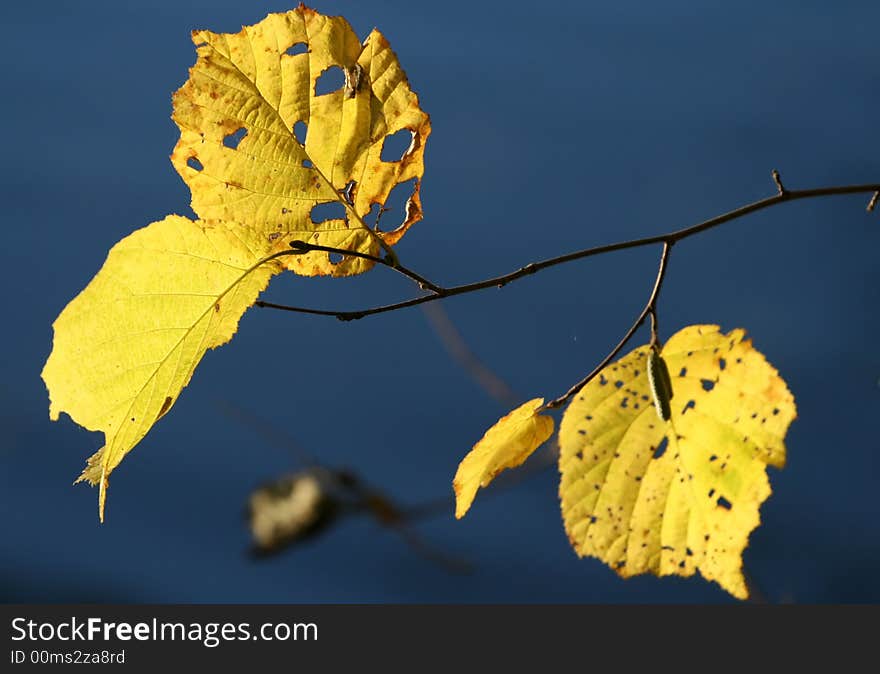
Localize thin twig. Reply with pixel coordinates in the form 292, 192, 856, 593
288, 240, 443, 293
649, 309, 660, 348
868, 191, 879, 213
771, 169, 786, 196
256, 182, 880, 321
540, 242, 672, 411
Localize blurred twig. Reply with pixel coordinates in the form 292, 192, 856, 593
420, 302, 519, 408
219, 399, 471, 572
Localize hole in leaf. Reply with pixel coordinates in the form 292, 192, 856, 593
329, 252, 344, 264
653, 437, 668, 459
223, 127, 247, 150
365, 202, 381, 224
718, 357, 727, 370
302, 159, 313, 169
315, 66, 345, 96
681, 400, 696, 415
700, 379, 715, 392
293, 121, 307, 145
187, 157, 203, 171
310, 202, 347, 224
380, 129, 413, 162
373, 178, 416, 232
716, 496, 732, 510
286, 42, 307, 56
678, 367, 687, 377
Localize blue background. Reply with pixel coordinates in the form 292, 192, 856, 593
2, 0, 878, 603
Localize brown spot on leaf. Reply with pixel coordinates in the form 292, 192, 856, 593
157, 396, 173, 421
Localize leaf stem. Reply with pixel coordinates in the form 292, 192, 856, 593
540, 241, 672, 411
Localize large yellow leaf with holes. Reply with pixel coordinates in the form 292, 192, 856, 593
41, 216, 284, 520
43, 6, 430, 519
558, 325, 796, 599
171, 4, 430, 276
454, 399, 555, 519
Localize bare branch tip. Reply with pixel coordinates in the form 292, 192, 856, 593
771, 169, 786, 196
868, 191, 879, 213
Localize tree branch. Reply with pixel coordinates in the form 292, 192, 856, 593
256, 180, 879, 321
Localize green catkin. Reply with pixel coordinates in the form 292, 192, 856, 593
647, 347, 674, 421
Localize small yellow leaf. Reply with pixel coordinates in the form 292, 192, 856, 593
454, 399, 555, 519
170, 5, 431, 277
558, 325, 796, 599
41, 215, 283, 520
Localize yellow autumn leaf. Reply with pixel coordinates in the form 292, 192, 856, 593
454, 399, 555, 519
558, 325, 796, 599
43, 7, 431, 520
170, 4, 431, 277
41, 216, 284, 520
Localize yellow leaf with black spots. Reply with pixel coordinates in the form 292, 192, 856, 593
558, 325, 796, 599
